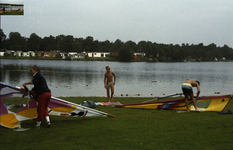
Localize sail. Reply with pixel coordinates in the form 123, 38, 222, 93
116, 95, 232, 112
0, 82, 115, 129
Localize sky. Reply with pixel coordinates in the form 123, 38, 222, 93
1, 0, 233, 47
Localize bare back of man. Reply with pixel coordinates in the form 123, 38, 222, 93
182, 79, 200, 112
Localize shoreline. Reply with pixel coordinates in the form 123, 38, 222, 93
1, 56, 231, 62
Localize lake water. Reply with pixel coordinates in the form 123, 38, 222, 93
1, 59, 233, 97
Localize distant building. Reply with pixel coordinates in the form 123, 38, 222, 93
132, 52, 146, 61
0, 51, 4, 56
15, 51, 22, 57
132, 55, 141, 61
85, 52, 110, 58
110, 52, 119, 57
28, 51, 35, 57
133, 52, 145, 57
68, 52, 78, 58
4, 50, 15, 56
37, 51, 54, 57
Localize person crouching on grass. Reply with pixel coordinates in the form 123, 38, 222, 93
182, 79, 200, 112
22, 65, 51, 128
104, 65, 116, 102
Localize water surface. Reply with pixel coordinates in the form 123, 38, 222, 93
1, 59, 232, 97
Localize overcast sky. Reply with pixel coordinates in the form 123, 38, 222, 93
1, 0, 233, 47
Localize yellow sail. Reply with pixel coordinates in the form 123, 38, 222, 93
117, 95, 232, 112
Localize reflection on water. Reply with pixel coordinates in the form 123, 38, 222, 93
1, 59, 233, 97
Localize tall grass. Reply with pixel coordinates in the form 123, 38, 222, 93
1, 97, 233, 150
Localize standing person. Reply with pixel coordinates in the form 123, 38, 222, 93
104, 65, 116, 102
22, 65, 51, 128
181, 79, 200, 112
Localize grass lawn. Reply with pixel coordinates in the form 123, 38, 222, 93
1, 97, 233, 150
0, 11, 24, 15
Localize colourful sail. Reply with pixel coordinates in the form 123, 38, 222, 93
116, 95, 232, 112
0, 82, 115, 129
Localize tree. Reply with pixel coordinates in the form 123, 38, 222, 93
0, 29, 6, 42
125, 40, 137, 53
2, 29, 233, 61
39, 35, 56, 51
28, 33, 41, 50
221, 45, 233, 59
60, 35, 74, 52
0, 29, 6, 49
100, 40, 111, 52
138, 41, 148, 56
112, 39, 124, 52
73, 38, 83, 52
9, 32, 23, 50
83, 36, 94, 52
20, 37, 29, 51
118, 45, 132, 62
55, 34, 66, 50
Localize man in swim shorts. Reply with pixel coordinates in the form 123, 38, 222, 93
182, 79, 200, 112
104, 65, 116, 102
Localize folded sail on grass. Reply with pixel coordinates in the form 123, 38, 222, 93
116, 95, 232, 112
0, 82, 115, 129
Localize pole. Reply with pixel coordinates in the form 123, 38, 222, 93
142, 93, 183, 103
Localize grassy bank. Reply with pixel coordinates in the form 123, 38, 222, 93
0, 11, 24, 15
1, 97, 233, 150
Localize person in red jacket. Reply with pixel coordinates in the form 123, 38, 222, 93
22, 65, 51, 128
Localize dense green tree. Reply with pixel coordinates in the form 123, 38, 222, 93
73, 38, 83, 53
1, 29, 233, 61
60, 35, 74, 52
118, 45, 132, 62
55, 34, 66, 50
0, 29, 6, 41
221, 45, 233, 59
0, 29, 6, 49
28, 33, 41, 50
8, 32, 23, 50
125, 40, 137, 53
93, 40, 100, 52
112, 39, 124, 52
137, 41, 147, 52
83, 36, 94, 52
39, 35, 56, 51
100, 40, 111, 52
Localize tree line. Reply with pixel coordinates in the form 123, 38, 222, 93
0, 29, 233, 62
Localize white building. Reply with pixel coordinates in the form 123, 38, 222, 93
0, 52, 4, 56
86, 52, 110, 58
68, 52, 78, 58
15, 51, 22, 57
28, 51, 35, 57
133, 52, 146, 57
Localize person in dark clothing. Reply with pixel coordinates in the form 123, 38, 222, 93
22, 65, 51, 128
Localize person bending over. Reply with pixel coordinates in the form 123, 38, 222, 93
22, 65, 51, 128
182, 79, 200, 112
